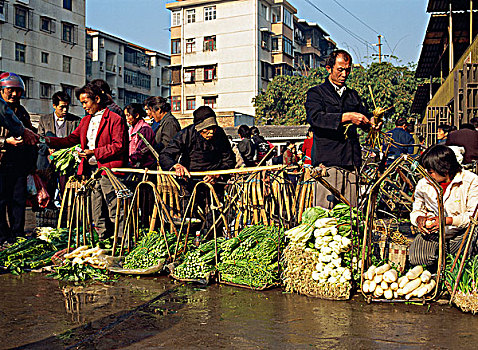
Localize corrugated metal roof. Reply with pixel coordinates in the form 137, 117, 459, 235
427, 0, 478, 13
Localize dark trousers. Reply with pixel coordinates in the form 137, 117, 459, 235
0, 172, 27, 242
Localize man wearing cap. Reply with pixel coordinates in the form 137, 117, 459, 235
0, 72, 38, 245
159, 106, 235, 179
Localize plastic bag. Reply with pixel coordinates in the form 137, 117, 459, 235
27, 174, 38, 196
26, 173, 50, 209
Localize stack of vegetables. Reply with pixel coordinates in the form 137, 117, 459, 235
0, 228, 69, 274
217, 225, 285, 289
123, 231, 177, 270
50, 145, 81, 175
172, 238, 225, 281
362, 264, 436, 300
445, 255, 478, 314
282, 205, 358, 299
50, 245, 111, 282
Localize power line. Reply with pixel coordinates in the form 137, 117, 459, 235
302, 0, 377, 52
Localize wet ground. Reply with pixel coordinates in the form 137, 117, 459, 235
1, 272, 478, 350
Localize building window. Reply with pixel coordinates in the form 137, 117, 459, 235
0, 1, 7, 22
271, 7, 281, 23
63, 56, 71, 73
62, 22, 76, 44
184, 68, 195, 83
41, 52, 49, 64
124, 68, 151, 89
283, 37, 292, 56
20, 76, 31, 99
171, 39, 181, 54
204, 6, 216, 21
203, 97, 216, 109
204, 65, 217, 82
40, 83, 51, 99
271, 36, 279, 51
15, 5, 29, 29
203, 36, 216, 51
61, 84, 74, 103
171, 96, 181, 112
261, 32, 270, 50
261, 61, 271, 80
40, 17, 55, 33
186, 97, 196, 110
283, 8, 292, 28
63, 0, 72, 10
186, 9, 195, 23
86, 57, 92, 75
124, 46, 151, 68
185, 38, 195, 53
15, 43, 26, 62
260, 3, 269, 20
172, 11, 181, 26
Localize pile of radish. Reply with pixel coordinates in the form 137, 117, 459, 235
362, 264, 436, 300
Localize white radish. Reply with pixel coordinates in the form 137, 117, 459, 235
402, 278, 422, 295
369, 280, 377, 293
397, 288, 404, 296
411, 283, 424, 297
406, 265, 424, 280
398, 276, 409, 289
380, 281, 389, 290
416, 279, 436, 298
420, 270, 432, 283
375, 263, 391, 275
362, 280, 371, 293
366, 265, 377, 280
390, 282, 399, 291
383, 269, 398, 283
374, 274, 383, 284
384, 288, 393, 300
393, 291, 398, 299
374, 285, 384, 298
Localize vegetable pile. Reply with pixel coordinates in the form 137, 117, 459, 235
362, 264, 435, 300
172, 238, 225, 281
123, 231, 177, 270
282, 204, 359, 299
218, 225, 285, 289
445, 255, 478, 314
50, 144, 81, 175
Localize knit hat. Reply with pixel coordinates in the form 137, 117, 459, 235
194, 106, 218, 131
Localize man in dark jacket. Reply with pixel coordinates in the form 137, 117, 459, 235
0, 73, 38, 244
305, 50, 374, 208
144, 96, 181, 153
446, 124, 478, 165
386, 117, 414, 163
237, 125, 256, 167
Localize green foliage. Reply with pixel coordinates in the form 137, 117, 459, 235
253, 62, 422, 126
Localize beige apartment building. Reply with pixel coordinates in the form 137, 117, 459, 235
86, 28, 170, 109
0, 0, 85, 116
166, 0, 335, 123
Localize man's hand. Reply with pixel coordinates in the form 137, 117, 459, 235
203, 174, 220, 184
78, 149, 94, 158
172, 163, 191, 179
416, 216, 431, 235
342, 112, 371, 126
6, 137, 23, 146
22, 128, 40, 145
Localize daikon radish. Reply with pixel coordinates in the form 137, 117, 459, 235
405, 291, 413, 300
397, 288, 404, 296
420, 270, 432, 283
366, 265, 377, 280
416, 279, 436, 298
406, 265, 424, 280
374, 274, 383, 283
375, 263, 390, 275
384, 288, 393, 300
390, 282, 399, 291
402, 278, 422, 295
411, 283, 424, 297
398, 276, 409, 289
362, 280, 371, 293
383, 269, 398, 283
64, 245, 89, 259
381, 281, 389, 290
393, 291, 398, 299
369, 280, 377, 293
374, 285, 384, 297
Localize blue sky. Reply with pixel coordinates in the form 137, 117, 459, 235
86, 0, 429, 66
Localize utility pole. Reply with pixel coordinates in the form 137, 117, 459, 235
377, 35, 382, 63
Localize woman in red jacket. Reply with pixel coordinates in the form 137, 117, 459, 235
45, 83, 128, 240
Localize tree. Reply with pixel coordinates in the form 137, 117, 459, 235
253, 62, 421, 126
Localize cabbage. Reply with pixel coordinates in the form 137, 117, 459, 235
301, 207, 329, 224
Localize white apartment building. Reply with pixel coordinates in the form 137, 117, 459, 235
86, 28, 170, 109
166, 0, 335, 121
0, 0, 85, 116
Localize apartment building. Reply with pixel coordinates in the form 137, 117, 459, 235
166, 0, 335, 121
86, 28, 170, 109
0, 0, 85, 116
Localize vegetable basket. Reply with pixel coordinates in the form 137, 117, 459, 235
360, 155, 445, 303
217, 270, 278, 291
169, 269, 215, 285
105, 255, 166, 275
